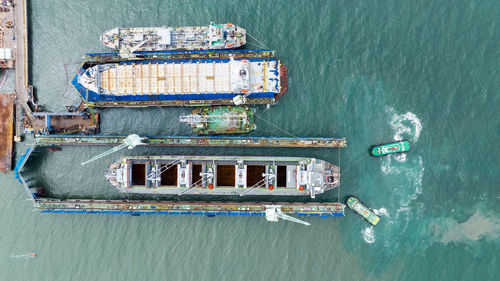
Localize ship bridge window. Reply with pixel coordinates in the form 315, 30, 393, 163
246, 165, 265, 187
160, 164, 178, 186
131, 164, 146, 186
276, 166, 287, 187
216, 165, 235, 187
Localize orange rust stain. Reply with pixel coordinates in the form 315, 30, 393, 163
0, 93, 14, 172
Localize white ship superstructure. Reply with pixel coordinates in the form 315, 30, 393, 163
100, 23, 246, 56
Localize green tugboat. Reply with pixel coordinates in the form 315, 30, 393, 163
346, 196, 380, 226
180, 106, 256, 135
370, 140, 410, 157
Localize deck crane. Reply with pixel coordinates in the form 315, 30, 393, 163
81, 134, 145, 166
265, 206, 311, 226
119, 37, 156, 59
240, 171, 276, 196
146, 158, 185, 187
146, 158, 214, 193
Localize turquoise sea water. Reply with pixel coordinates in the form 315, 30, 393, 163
1, 0, 499, 280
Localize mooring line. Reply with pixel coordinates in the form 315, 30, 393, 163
61, 62, 83, 98
254, 114, 299, 138
342, 153, 370, 174
246, 32, 271, 50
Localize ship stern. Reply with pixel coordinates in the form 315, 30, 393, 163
275, 63, 288, 101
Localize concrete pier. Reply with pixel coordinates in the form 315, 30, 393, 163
13, 0, 33, 119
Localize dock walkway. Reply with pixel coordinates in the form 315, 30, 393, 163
35, 135, 347, 148
13, 0, 32, 119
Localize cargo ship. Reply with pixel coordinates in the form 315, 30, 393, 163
180, 106, 255, 135
105, 155, 340, 198
100, 23, 246, 57
346, 196, 380, 226
72, 56, 287, 107
370, 140, 410, 156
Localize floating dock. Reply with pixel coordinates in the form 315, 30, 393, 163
35, 135, 347, 148
0, 93, 14, 172
23, 112, 99, 135
36, 198, 345, 218
84, 49, 276, 64
15, 142, 346, 223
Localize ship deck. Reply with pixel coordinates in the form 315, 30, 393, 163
98, 59, 280, 95
187, 106, 254, 134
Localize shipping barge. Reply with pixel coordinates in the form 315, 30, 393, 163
101, 23, 246, 57
106, 155, 340, 198
180, 106, 255, 135
72, 56, 287, 107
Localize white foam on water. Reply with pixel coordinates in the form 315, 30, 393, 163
373, 207, 390, 218
393, 153, 407, 163
385, 106, 423, 142
362, 226, 376, 244
381, 156, 401, 175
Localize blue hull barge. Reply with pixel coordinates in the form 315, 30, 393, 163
72, 55, 287, 108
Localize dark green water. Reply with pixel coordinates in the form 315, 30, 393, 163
1, 0, 499, 280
